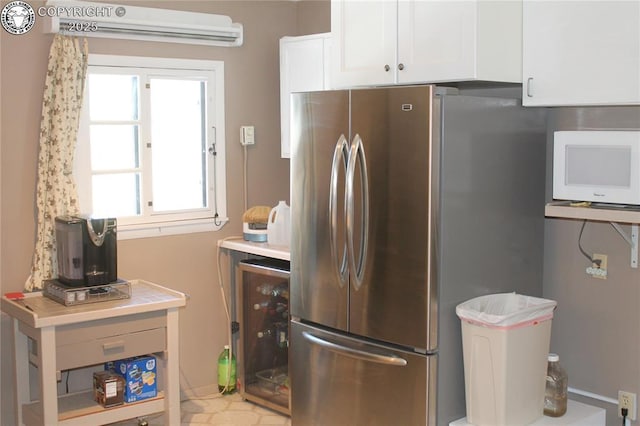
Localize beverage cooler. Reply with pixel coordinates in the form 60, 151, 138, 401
236, 258, 290, 415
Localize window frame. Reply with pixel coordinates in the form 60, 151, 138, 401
75, 54, 228, 240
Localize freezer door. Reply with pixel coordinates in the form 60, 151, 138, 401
290, 90, 350, 332
349, 86, 435, 351
291, 320, 435, 426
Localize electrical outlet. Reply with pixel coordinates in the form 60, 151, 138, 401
592, 253, 607, 269
619, 390, 637, 420
586, 253, 608, 279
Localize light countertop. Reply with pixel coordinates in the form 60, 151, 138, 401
217, 237, 290, 261
0, 279, 186, 328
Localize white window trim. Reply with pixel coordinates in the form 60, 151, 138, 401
75, 54, 228, 240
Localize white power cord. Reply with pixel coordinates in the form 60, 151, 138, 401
243, 144, 248, 213
217, 136, 249, 393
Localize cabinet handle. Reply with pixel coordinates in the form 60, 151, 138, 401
398, 63, 404, 71
384, 64, 390, 72
103, 340, 125, 352
526, 77, 534, 97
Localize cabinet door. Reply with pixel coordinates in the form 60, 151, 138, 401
523, 0, 640, 106
397, 1, 475, 83
330, 0, 396, 88
280, 34, 329, 158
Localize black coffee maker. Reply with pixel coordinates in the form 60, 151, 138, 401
55, 216, 118, 287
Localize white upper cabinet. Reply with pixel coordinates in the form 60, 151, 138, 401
523, 1, 640, 106
280, 33, 331, 158
331, 0, 522, 88
330, 0, 396, 86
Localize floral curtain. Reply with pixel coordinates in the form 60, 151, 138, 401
25, 35, 88, 291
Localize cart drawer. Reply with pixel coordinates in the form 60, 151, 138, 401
56, 311, 166, 345
56, 326, 166, 371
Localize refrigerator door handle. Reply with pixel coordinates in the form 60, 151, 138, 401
302, 331, 408, 367
330, 134, 349, 287
346, 134, 369, 291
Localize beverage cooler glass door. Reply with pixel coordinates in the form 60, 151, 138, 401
291, 320, 435, 426
237, 259, 291, 415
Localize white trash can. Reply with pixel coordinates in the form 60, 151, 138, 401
456, 293, 557, 426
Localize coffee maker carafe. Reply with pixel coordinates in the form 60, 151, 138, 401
55, 216, 117, 287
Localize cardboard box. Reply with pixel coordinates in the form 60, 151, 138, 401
93, 371, 125, 407
108, 355, 158, 403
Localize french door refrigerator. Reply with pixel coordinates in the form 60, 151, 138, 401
289, 85, 546, 425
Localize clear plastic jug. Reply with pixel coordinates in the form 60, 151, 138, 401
267, 201, 290, 247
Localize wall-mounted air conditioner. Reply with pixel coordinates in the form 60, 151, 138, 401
42, 0, 243, 47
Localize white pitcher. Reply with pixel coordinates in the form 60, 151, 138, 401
267, 201, 290, 248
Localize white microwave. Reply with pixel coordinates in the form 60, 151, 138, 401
553, 130, 640, 205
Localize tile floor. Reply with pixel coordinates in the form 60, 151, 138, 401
112, 393, 291, 426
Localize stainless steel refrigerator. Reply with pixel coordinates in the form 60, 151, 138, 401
289, 85, 546, 425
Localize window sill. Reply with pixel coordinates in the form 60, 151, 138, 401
117, 217, 229, 240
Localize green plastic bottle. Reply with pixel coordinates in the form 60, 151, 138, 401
217, 345, 236, 394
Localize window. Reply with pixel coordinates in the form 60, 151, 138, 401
75, 55, 227, 239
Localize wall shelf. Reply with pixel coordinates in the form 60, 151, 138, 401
545, 201, 640, 224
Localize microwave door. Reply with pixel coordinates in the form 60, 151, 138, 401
553, 130, 640, 205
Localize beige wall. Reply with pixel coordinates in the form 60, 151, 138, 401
543, 107, 640, 425
0, 1, 329, 423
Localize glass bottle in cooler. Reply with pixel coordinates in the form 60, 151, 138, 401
256, 323, 288, 370
256, 282, 289, 299
253, 300, 288, 318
